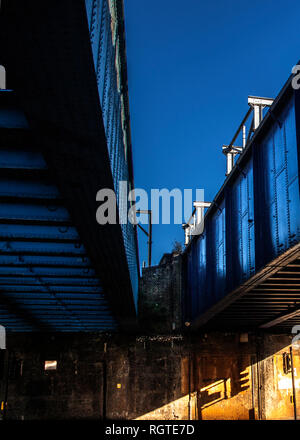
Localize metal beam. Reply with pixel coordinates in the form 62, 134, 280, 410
136, 210, 152, 267
191, 242, 300, 329
0, 289, 54, 331
260, 306, 300, 328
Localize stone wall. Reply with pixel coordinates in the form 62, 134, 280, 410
0, 253, 299, 420
138, 254, 182, 334
0, 331, 299, 420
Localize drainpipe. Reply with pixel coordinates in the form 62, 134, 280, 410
250, 355, 256, 419
2, 351, 10, 420
102, 360, 107, 420
188, 331, 191, 420
185, 322, 192, 420
290, 346, 297, 420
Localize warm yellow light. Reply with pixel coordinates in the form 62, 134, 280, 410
44, 360, 57, 371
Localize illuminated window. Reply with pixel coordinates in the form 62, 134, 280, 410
44, 360, 57, 371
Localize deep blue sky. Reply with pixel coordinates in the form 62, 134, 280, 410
123, 0, 300, 267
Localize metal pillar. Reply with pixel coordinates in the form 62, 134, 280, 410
193, 201, 211, 225
226, 151, 235, 175
248, 96, 274, 130
221, 96, 274, 176
136, 210, 152, 267
183, 202, 211, 246
0, 65, 6, 90
222, 145, 243, 176
242, 125, 246, 148
290, 346, 297, 420
183, 223, 191, 246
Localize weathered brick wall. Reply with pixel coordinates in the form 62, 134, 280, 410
0, 332, 298, 420
138, 255, 182, 334
257, 334, 300, 420
0, 333, 187, 420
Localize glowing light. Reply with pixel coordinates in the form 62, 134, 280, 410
44, 360, 57, 371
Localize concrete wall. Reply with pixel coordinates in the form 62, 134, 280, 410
0, 332, 299, 420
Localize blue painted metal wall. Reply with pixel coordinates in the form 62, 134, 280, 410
85, 0, 139, 306
185, 89, 300, 321
227, 158, 255, 292
0, 0, 138, 331
0, 91, 117, 331
254, 97, 300, 269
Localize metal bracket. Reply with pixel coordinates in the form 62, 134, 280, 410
221, 95, 274, 176
136, 210, 152, 267
183, 201, 211, 246
248, 96, 274, 129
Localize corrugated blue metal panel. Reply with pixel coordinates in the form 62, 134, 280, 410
227, 158, 255, 291
0, 241, 86, 255
197, 233, 207, 314
0, 108, 28, 128
0, 179, 61, 199
0, 204, 70, 222
85, 0, 139, 307
0, 224, 80, 241
3, 286, 103, 294
0, 96, 118, 331
0, 267, 97, 277
0, 255, 91, 267
187, 239, 198, 320
0, 148, 47, 170
185, 91, 300, 320
254, 96, 300, 270
189, 232, 207, 319
207, 200, 226, 305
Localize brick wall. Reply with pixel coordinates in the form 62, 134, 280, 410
138, 254, 182, 334
0, 331, 299, 420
